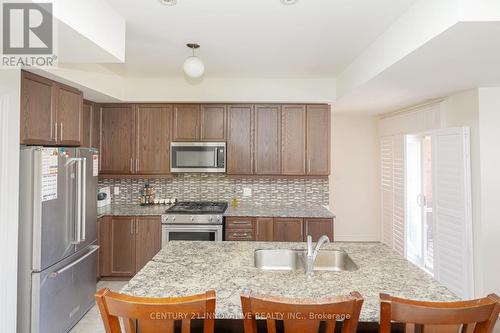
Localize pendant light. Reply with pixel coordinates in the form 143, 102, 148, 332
183, 43, 205, 78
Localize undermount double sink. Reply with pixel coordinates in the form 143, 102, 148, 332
254, 249, 358, 272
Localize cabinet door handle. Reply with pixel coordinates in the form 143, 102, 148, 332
130, 158, 133, 172
136, 158, 139, 172
130, 222, 134, 235
60, 123, 63, 141
54, 123, 58, 142
136, 221, 139, 234
307, 159, 311, 173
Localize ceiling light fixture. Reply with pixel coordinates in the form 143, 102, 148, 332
183, 43, 205, 78
280, 0, 298, 5
158, 0, 177, 6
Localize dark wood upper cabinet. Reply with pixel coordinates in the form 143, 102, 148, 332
282, 104, 306, 175
173, 104, 200, 141
227, 104, 253, 175
56, 84, 83, 146
254, 105, 281, 175
20, 71, 84, 146
135, 217, 161, 272
20, 71, 56, 145
255, 218, 274, 241
304, 218, 334, 242
273, 218, 304, 242
90, 103, 100, 149
100, 104, 135, 174
108, 216, 136, 277
200, 104, 226, 141
82, 101, 92, 148
306, 105, 331, 175
135, 104, 172, 175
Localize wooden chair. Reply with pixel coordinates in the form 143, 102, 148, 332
240, 291, 364, 333
95, 288, 216, 333
379, 293, 500, 333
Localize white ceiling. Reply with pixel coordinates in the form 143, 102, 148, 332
333, 22, 500, 114
103, 0, 416, 78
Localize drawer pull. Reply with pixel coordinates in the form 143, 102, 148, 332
232, 221, 251, 225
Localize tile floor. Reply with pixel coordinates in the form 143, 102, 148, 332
69, 280, 128, 333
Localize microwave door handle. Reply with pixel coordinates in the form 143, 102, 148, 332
214, 148, 218, 167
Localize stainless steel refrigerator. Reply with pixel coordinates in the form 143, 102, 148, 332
18, 146, 99, 333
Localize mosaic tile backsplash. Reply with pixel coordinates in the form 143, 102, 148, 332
99, 174, 329, 207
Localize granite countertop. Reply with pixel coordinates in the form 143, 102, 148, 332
120, 241, 457, 322
97, 204, 172, 219
224, 204, 335, 218
98, 203, 334, 219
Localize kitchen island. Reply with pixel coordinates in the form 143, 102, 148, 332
120, 241, 457, 324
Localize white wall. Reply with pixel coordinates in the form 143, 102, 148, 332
477, 87, 500, 296
38, 65, 337, 103
331, 114, 380, 241
0, 69, 21, 332
123, 77, 337, 103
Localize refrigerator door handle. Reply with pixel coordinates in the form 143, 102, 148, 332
65, 157, 81, 244
32, 148, 43, 270
75, 158, 82, 243
80, 158, 87, 242
49, 245, 99, 278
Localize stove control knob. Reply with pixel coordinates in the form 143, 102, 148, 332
164, 216, 169, 222
172, 216, 176, 222
208, 216, 213, 222
191, 216, 194, 222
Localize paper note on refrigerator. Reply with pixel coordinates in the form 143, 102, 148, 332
92, 154, 99, 176
41, 148, 58, 201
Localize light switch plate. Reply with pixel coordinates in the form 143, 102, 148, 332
114, 186, 120, 195
243, 187, 252, 197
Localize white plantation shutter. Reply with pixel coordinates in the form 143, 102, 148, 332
381, 137, 394, 247
392, 136, 406, 256
381, 135, 406, 255
432, 127, 474, 298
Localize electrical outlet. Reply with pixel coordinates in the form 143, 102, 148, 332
243, 187, 252, 197
114, 186, 120, 195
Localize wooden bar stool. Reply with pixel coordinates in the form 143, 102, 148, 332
379, 293, 500, 333
240, 291, 364, 333
95, 288, 216, 333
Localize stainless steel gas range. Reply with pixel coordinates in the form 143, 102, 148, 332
161, 201, 227, 245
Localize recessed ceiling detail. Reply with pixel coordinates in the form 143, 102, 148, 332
105, 0, 416, 78
280, 0, 299, 5
158, 0, 177, 6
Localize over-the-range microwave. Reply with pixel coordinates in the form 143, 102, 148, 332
170, 142, 226, 173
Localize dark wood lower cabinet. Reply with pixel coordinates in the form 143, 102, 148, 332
225, 217, 333, 242
99, 215, 161, 279
135, 216, 162, 272
304, 218, 334, 242
255, 218, 274, 241
273, 218, 304, 242
109, 216, 136, 277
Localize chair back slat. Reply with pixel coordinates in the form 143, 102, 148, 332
379, 293, 500, 333
241, 291, 364, 333
95, 288, 216, 333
